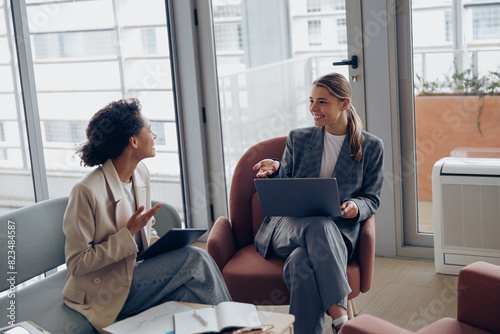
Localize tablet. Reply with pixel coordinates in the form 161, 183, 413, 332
137, 228, 207, 261
254, 178, 343, 217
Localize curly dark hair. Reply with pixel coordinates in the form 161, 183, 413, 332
77, 99, 144, 167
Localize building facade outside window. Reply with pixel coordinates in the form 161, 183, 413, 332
308, 20, 322, 46
337, 18, 346, 44
43, 121, 86, 143
141, 28, 158, 54
0, 123, 6, 161
307, 0, 344, 12
214, 23, 243, 51
472, 6, 500, 40
445, 10, 452, 42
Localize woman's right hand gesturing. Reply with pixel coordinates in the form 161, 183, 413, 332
127, 203, 163, 236
253, 159, 280, 178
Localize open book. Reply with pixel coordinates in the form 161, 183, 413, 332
174, 301, 262, 334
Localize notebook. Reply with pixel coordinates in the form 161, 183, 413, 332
254, 178, 343, 217
137, 228, 207, 261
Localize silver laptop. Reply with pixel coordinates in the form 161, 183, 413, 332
254, 178, 343, 217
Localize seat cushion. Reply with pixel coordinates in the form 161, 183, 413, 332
222, 245, 290, 305
416, 318, 491, 334
223, 245, 362, 305
0, 269, 97, 333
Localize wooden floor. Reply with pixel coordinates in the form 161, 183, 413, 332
257, 257, 458, 333
193, 241, 459, 333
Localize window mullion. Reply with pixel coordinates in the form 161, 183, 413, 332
10, 0, 49, 202
167, 0, 213, 229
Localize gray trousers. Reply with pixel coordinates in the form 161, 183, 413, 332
118, 246, 231, 319
270, 216, 351, 334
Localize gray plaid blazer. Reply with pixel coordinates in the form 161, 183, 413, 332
254, 126, 384, 259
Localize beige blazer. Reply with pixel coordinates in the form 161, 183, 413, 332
62, 159, 160, 333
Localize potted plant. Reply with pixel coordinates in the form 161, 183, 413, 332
416, 63, 500, 136
413, 61, 500, 201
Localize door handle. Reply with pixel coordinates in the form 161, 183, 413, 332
332, 55, 358, 69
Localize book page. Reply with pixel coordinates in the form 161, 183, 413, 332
104, 301, 192, 334
174, 307, 218, 334
0, 322, 49, 334
215, 302, 262, 331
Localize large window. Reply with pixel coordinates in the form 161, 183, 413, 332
1, 0, 184, 219
211, 0, 351, 195
0, 0, 36, 213
399, 0, 500, 252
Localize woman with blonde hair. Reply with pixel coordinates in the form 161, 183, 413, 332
253, 73, 384, 334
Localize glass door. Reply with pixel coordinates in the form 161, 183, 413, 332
400, 0, 500, 249
210, 0, 364, 189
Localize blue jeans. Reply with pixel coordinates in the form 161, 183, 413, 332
270, 216, 350, 334
118, 246, 231, 319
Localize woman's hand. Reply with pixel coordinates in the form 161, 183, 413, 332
340, 200, 358, 219
127, 203, 163, 236
253, 159, 280, 178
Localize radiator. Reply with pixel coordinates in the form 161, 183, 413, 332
432, 157, 500, 275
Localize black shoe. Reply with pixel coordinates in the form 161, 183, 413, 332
332, 322, 344, 334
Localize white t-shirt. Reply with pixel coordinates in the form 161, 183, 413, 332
121, 180, 143, 252
319, 131, 346, 178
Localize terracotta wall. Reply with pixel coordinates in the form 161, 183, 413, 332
414, 95, 500, 201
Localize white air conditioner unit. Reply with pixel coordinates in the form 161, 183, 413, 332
432, 157, 500, 275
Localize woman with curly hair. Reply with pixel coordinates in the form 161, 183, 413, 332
62, 99, 231, 333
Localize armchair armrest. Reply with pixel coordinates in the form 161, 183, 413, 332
207, 216, 237, 271
358, 215, 376, 293
342, 314, 412, 334
457, 261, 500, 334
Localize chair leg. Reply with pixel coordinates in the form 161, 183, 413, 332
351, 299, 359, 316
347, 300, 354, 319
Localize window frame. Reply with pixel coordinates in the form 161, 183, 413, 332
166, 0, 227, 229
395, 0, 435, 258
10, 0, 49, 202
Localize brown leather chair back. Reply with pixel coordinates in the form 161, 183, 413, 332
229, 136, 287, 249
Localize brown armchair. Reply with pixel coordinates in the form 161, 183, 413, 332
342, 261, 500, 334
207, 136, 376, 318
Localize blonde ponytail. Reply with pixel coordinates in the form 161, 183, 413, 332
347, 104, 364, 163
